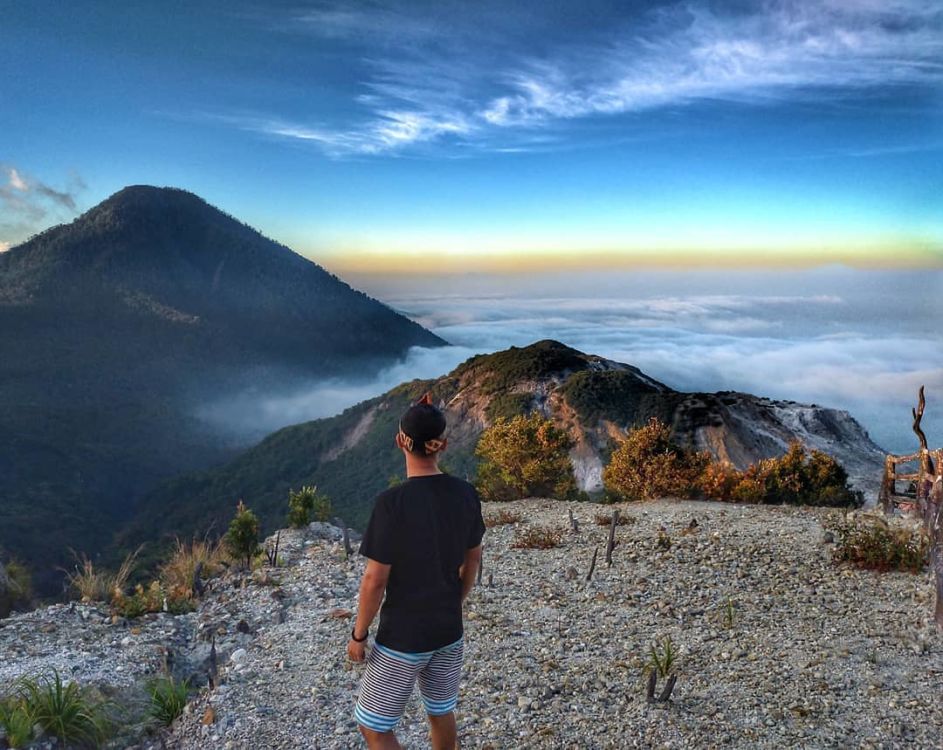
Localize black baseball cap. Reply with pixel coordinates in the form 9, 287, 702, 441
399, 394, 446, 453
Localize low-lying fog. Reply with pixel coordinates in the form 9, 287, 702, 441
202, 266, 942, 455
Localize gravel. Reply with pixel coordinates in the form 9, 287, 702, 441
3, 500, 941, 749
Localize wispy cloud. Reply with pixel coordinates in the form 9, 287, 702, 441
0, 166, 86, 248
239, 0, 943, 156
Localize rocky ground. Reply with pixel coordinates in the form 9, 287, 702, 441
3, 501, 942, 749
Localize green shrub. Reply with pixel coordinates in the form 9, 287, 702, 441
112, 579, 194, 618
226, 501, 261, 569
830, 516, 929, 573
287, 486, 332, 528
17, 671, 110, 747
475, 413, 578, 502
603, 418, 709, 501
147, 676, 190, 726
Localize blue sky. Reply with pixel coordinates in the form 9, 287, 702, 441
1, 0, 941, 267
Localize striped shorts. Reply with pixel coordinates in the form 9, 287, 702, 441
354, 637, 464, 733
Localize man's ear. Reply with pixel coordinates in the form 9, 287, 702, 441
438, 438, 448, 453
394, 432, 405, 450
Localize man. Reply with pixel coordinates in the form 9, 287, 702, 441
348, 394, 485, 750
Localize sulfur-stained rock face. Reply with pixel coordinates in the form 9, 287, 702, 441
131, 341, 887, 550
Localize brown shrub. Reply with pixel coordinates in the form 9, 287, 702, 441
511, 526, 563, 550
593, 513, 636, 526
829, 516, 929, 573
484, 509, 522, 527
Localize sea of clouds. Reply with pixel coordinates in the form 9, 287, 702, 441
206, 266, 941, 455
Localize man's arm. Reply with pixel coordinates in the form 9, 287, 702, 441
353, 558, 391, 640
458, 545, 482, 603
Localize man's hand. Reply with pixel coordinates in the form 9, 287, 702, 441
347, 638, 367, 662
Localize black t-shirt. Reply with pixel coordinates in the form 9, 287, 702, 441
359, 473, 486, 653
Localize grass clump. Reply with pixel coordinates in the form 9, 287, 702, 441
484, 509, 522, 527
65, 547, 140, 603
511, 526, 563, 550
159, 536, 226, 603
0, 696, 34, 748
14, 671, 110, 748
147, 676, 190, 727
829, 516, 929, 573
647, 636, 678, 678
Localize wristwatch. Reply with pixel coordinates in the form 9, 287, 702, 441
351, 627, 368, 643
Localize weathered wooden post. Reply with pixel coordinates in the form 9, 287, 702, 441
476, 549, 483, 586
342, 525, 353, 560
606, 510, 619, 567
880, 455, 897, 514
193, 561, 205, 598
929, 476, 943, 629
586, 547, 598, 582
569, 509, 579, 533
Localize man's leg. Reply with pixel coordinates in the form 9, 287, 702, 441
358, 726, 402, 750
427, 712, 457, 750
354, 644, 423, 746
418, 639, 464, 750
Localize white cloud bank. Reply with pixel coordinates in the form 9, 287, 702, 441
202, 267, 942, 456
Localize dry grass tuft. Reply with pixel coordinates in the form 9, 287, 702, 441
485, 509, 522, 528
65, 547, 141, 603
511, 526, 563, 550
159, 536, 226, 601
